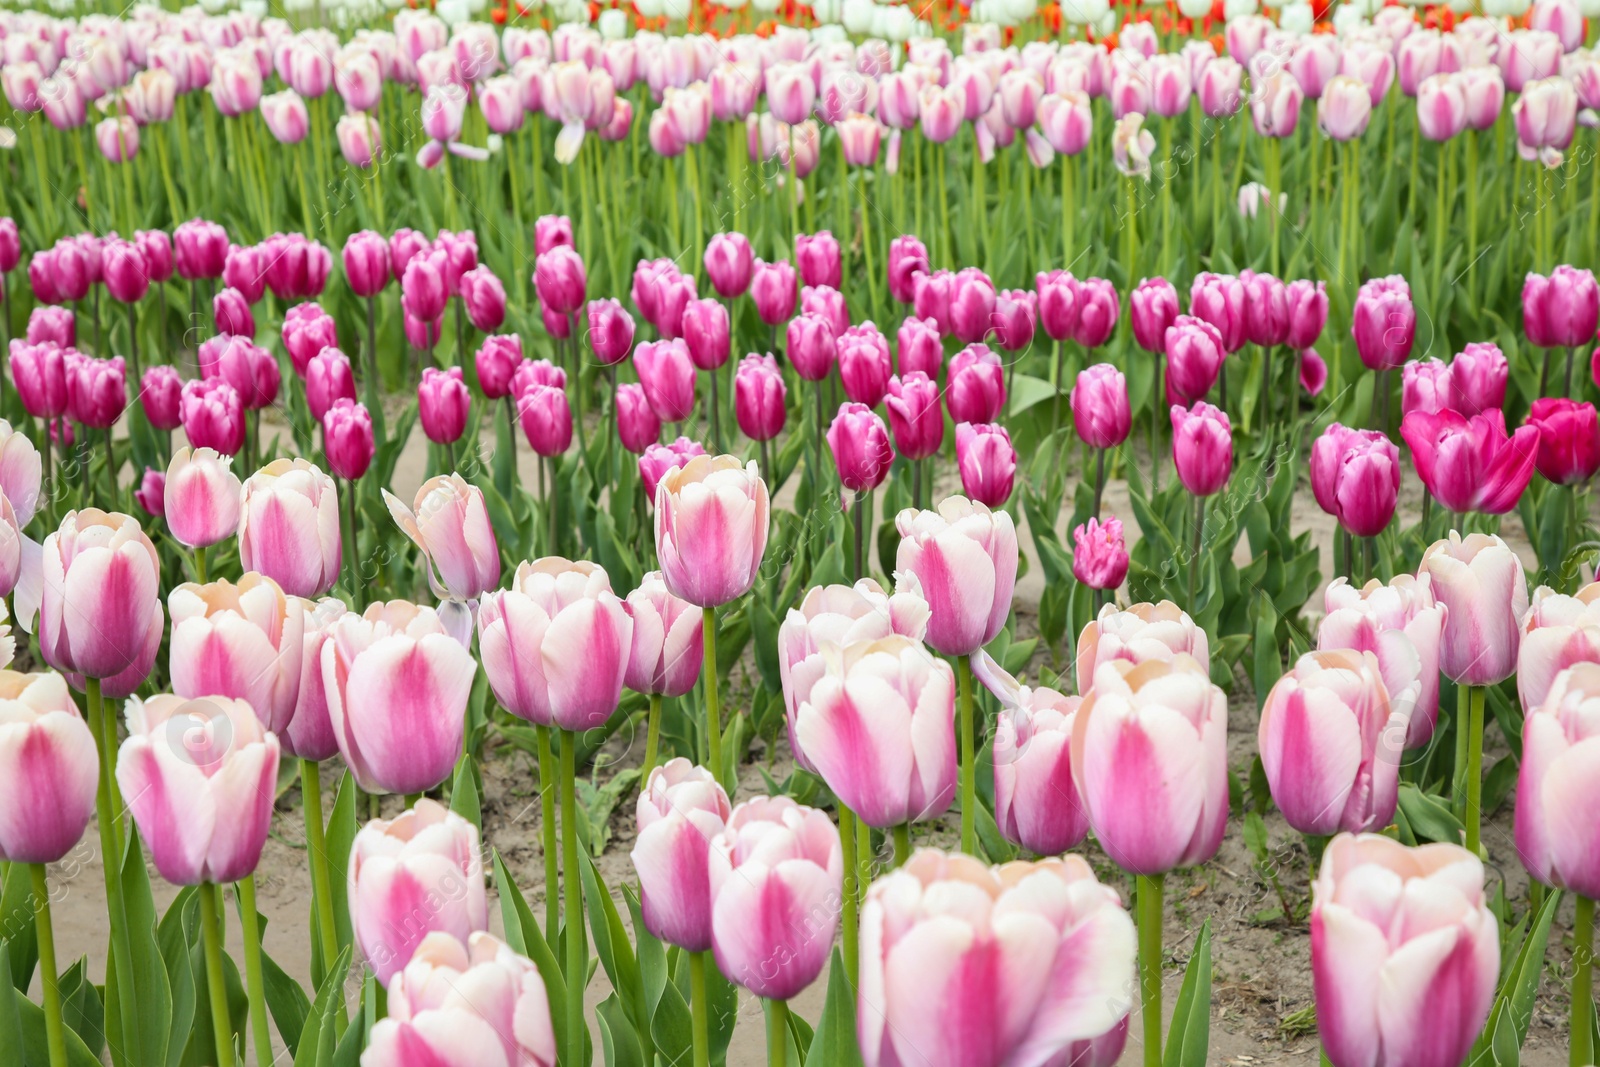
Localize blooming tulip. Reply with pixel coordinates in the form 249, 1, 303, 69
1400, 409, 1538, 515
323, 398, 375, 482
885, 372, 943, 462
475, 334, 522, 400
1523, 265, 1600, 349
1171, 402, 1233, 496
828, 404, 895, 493
1070, 364, 1132, 449
895, 497, 1017, 657
1190, 272, 1246, 353
630, 759, 730, 952
342, 230, 391, 298
654, 455, 769, 608
887, 236, 929, 305
26, 307, 74, 348
750, 258, 797, 325
1527, 398, 1600, 485
1130, 277, 1179, 354
1351, 276, 1417, 372
955, 423, 1016, 508
384, 474, 501, 603
181, 378, 245, 457
946, 344, 1006, 424
1309, 424, 1400, 538
796, 232, 842, 290
40, 509, 164, 687
787, 313, 837, 383
1418, 532, 1528, 687
1075, 600, 1210, 693
0, 670, 98, 864
175, 220, 230, 281
1074, 517, 1130, 591
635, 339, 697, 424
624, 571, 703, 699
168, 573, 304, 734
1320, 575, 1446, 748
1517, 662, 1600, 899
704, 233, 754, 299
1451, 342, 1507, 416
1164, 315, 1227, 406
238, 459, 342, 598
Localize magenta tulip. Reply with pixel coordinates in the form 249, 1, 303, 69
1171, 402, 1233, 496
1309, 424, 1400, 538
1073, 517, 1130, 591
587, 298, 635, 366
828, 403, 895, 493
787, 313, 837, 382
418, 367, 470, 445
617, 384, 662, 454
1131, 277, 1180, 353
838, 323, 893, 408
1400, 408, 1538, 514
704, 232, 754, 298
638, 437, 707, 504
181, 378, 245, 457
734, 354, 786, 442
750, 258, 797, 325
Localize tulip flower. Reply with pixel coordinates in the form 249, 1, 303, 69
1524, 266, 1600, 365
323, 398, 375, 482
635, 339, 697, 425
1070, 363, 1132, 452
709, 796, 841, 1000
1446, 342, 1507, 416
1514, 76, 1577, 165
1400, 408, 1538, 514
458, 265, 506, 333
827, 403, 894, 495
1130, 277, 1179, 354
282, 597, 347, 764
384, 475, 501, 604
1517, 584, 1600, 718
342, 230, 391, 298
629, 759, 730, 958
1171, 401, 1233, 498
887, 237, 929, 305
305, 348, 356, 425
1164, 315, 1228, 407
1309, 425, 1401, 538
1319, 575, 1446, 748
67, 356, 127, 429
1074, 517, 1130, 592
946, 344, 1006, 425
175, 220, 230, 281
1318, 75, 1374, 140
168, 573, 304, 735
181, 378, 246, 457
1074, 598, 1210, 694
238, 459, 342, 598
26, 307, 74, 348
704, 233, 754, 299
1527, 398, 1600, 485
682, 298, 730, 372
802, 285, 850, 342
1515, 659, 1600, 901
417, 366, 470, 446
213, 286, 255, 339
734, 354, 786, 444
372, 931, 555, 1067
638, 437, 707, 506
1190, 272, 1246, 354
39, 509, 163, 693
474, 334, 522, 401
324, 601, 477, 795
1416, 531, 1527, 694
955, 422, 1016, 508
1310, 835, 1498, 1067
750, 258, 797, 325
347, 799, 488, 986
616, 385, 662, 455
859, 849, 1136, 1067
796, 232, 843, 290
587, 298, 635, 366
624, 568, 704, 717
135, 470, 165, 519
0, 670, 98, 863
1351, 276, 1417, 372
653, 454, 769, 610
884, 372, 944, 470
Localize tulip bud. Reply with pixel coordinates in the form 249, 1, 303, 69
617, 384, 662, 455
949, 268, 997, 345
1418, 531, 1529, 686
1523, 265, 1600, 349
475, 334, 522, 400
1351, 276, 1416, 371
955, 422, 1016, 507
181, 378, 246, 457
734, 354, 786, 443
1073, 516, 1130, 591
342, 230, 391, 298
703, 233, 754, 300
624, 572, 704, 699
415, 366, 469, 445
212, 287, 256, 338
1130, 277, 1179, 354
1171, 401, 1233, 497
1073, 276, 1120, 348
1309, 424, 1400, 538
887, 235, 929, 305
1076, 600, 1212, 692
458, 265, 507, 333
0, 673, 96, 864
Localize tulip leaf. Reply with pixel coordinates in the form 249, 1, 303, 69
0, 945, 23, 1058
598, 992, 644, 1067
261, 946, 311, 1056
1396, 783, 1464, 846
804, 949, 863, 1067
1251, 593, 1282, 713
291, 945, 350, 1067
4, 951, 103, 1067
1481, 757, 1519, 818
449, 754, 481, 829
120, 825, 174, 1067
492, 849, 580, 1064
626, 886, 692, 1067
157, 887, 198, 1067
1469, 888, 1559, 1067
579, 852, 644, 1044
0, 861, 38, 993
323, 771, 359, 964
1162, 920, 1213, 1067
57, 958, 104, 1057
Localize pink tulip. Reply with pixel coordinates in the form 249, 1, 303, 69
263, 234, 332, 301
1460, 65, 1504, 131
0, 218, 16, 275
213, 287, 255, 339
1527, 398, 1600, 485
1286, 279, 1330, 350
750, 258, 797, 325
323, 398, 375, 481
1241, 269, 1290, 347
383, 474, 501, 602
1164, 315, 1227, 407
1130, 277, 1179, 354
347, 799, 488, 986
885, 372, 943, 461
181, 378, 246, 457
518, 382, 573, 458
1516, 584, 1600, 718
458, 265, 506, 333
135, 470, 165, 519
26, 307, 74, 348
116, 694, 278, 884
474, 334, 522, 400
96, 116, 139, 162
1189, 272, 1246, 353
1034, 270, 1078, 342
1073, 517, 1129, 591
1402, 359, 1452, 418
102, 239, 149, 304
163, 447, 241, 549
681, 298, 730, 372
276, 302, 335, 379
802, 284, 850, 341
1318, 75, 1373, 140
1199, 56, 1245, 117
1039, 88, 1094, 154
1320, 575, 1446, 748
1171, 402, 1233, 497
1311, 835, 1498, 1067
955, 422, 1016, 508
946, 344, 1006, 424
838, 324, 892, 408
175, 219, 230, 281
1523, 265, 1600, 349
0, 422, 39, 530
1516, 661, 1600, 898
67, 355, 126, 428
895, 497, 1017, 657
238, 458, 342, 598
950, 268, 998, 345
630, 759, 731, 952
1418, 532, 1528, 686
40, 509, 163, 686
305, 348, 356, 425
617, 384, 662, 455
991, 289, 1037, 353
913, 269, 955, 336
1289, 34, 1341, 99
0, 671, 98, 864
1309, 424, 1400, 538
223, 243, 270, 304
168, 573, 305, 734
796, 231, 843, 290
324, 601, 476, 794
418, 366, 470, 445
709, 796, 841, 999
1400, 408, 1538, 515
1417, 73, 1468, 141
623, 571, 704, 699
887, 236, 929, 305
581, 298, 632, 367
639, 437, 707, 504
734, 354, 786, 443
477, 558, 631, 731
858, 849, 1136, 1067
635, 339, 697, 424
1075, 600, 1210, 693
1450, 342, 1507, 417
704, 232, 754, 299
828, 403, 895, 493
787, 313, 837, 383
342, 230, 392, 298
280, 598, 346, 762
654, 454, 769, 608
1070, 364, 1132, 449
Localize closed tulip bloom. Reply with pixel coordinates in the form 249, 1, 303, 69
828, 403, 896, 493
1189, 272, 1246, 352
913, 270, 956, 337
655, 454, 769, 608
1516, 662, 1600, 898
1460, 65, 1504, 131
280, 302, 338, 377
135, 469, 165, 519
579, 299, 631, 367
1066, 277, 1115, 349
1351, 276, 1416, 371
1309, 424, 1401, 538
102, 239, 149, 304
0, 671, 96, 864
181, 378, 246, 457
212, 287, 255, 338
651, 273, 698, 340
634, 339, 697, 424
1036, 270, 1079, 342
116, 694, 278, 885
956, 423, 1016, 508
96, 115, 139, 162
895, 497, 1017, 657
1036, 88, 1092, 156
950, 268, 998, 345
1527, 398, 1600, 485
887, 236, 929, 305
704, 232, 754, 298
64, 355, 124, 429
796, 232, 843, 290
263, 234, 332, 301
533, 245, 587, 318
239, 458, 342, 598
26, 307, 74, 348
1450, 342, 1507, 416
1515, 77, 1577, 164
198, 336, 279, 412
517, 382, 573, 459
40, 509, 163, 686
1402, 360, 1452, 418
1171, 402, 1233, 497
859, 849, 1136, 1067
261, 89, 310, 143
1241, 270, 1291, 347
991, 290, 1036, 354
946, 344, 1006, 424
474, 334, 522, 400
221, 243, 269, 304
163, 447, 242, 550
417, 367, 470, 445
709, 796, 841, 1000
347, 799, 488, 986
477, 559, 631, 731
1319, 575, 1446, 748
1318, 75, 1373, 140
1283, 279, 1329, 351
1129, 277, 1179, 354
1418, 532, 1529, 686
1523, 265, 1600, 348
1070, 363, 1132, 449
1288, 34, 1341, 99
324, 600, 476, 795
732, 258, 791, 328
532, 216, 573, 258
631, 759, 730, 952
1310, 835, 1498, 1067
778, 313, 833, 384
735, 354, 786, 443
384, 474, 501, 602
342, 230, 391, 298
885, 372, 944, 461
282, 598, 347, 762
168, 573, 304, 734
175, 219, 230, 281
624, 572, 704, 699
801, 284, 850, 342
837, 324, 892, 408
1400, 409, 1539, 515
1517, 584, 1600, 718
0, 219, 16, 275
895, 317, 942, 380
10, 341, 69, 421
1163, 315, 1227, 407
1073, 517, 1130, 591
323, 398, 375, 482
0, 423, 39, 535
639, 438, 708, 505
1075, 600, 1210, 693
616, 384, 662, 455
681, 298, 731, 373
1417, 73, 1468, 141
304, 348, 355, 425
457, 265, 506, 333
1198, 56, 1245, 117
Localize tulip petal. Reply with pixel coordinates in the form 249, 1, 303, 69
1538, 736, 1600, 898
116, 738, 213, 885
1311, 903, 1388, 1067
203, 736, 278, 883
342, 634, 475, 794
1260, 685, 1362, 836
0, 712, 98, 863
1376, 922, 1497, 1067
1079, 703, 1203, 876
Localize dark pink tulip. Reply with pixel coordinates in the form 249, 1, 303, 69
323, 397, 376, 480
913, 269, 956, 336
103, 239, 149, 304
1523, 265, 1600, 348
342, 229, 392, 297
1171, 401, 1233, 496
947, 343, 1006, 424
1074, 516, 1130, 590
838, 323, 892, 408
264, 233, 332, 300
182, 378, 245, 455
201, 335, 279, 409
306, 348, 357, 423
1451, 342, 1507, 416
950, 268, 997, 344
518, 382, 573, 457
534, 214, 574, 256
214, 286, 256, 338
956, 421, 1016, 507
1189, 271, 1246, 353
1309, 424, 1400, 537
1301, 349, 1329, 396
1241, 269, 1291, 347
801, 284, 850, 341
222, 242, 269, 303
141, 365, 183, 430
419, 367, 470, 444
432, 230, 478, 294
459, 265, 507, 332
407, 312, 446, 351
49, 240, 91, 302
682, 298, 731, 371
587, 298, 635, 366
704, 232, 754, 299
535, 245, 587, 316
1071, 363, 1132, 449
787, 313, 837, 382
26, 306, 74, 347
1072, 277, 1119, 348
991, 289, 1037, 353
175, 219, 229, 280
11, 341, 69, 418
796, 231, 842, 289
636, 339, 697, 423
617, 383, 662, 454
402, 250, 450, 322
652, 272, 698, 340
389, 227, 430, 280
68, 355, 127, 428
1527, 398, 1600, 486
135, 468, 165, 517
886, 371, 944, 460
1131, 277, 1179, 354
28, 253, 62, 305
1401, 408, 1539, 514
888, 235, 929, 304
1286, 279, 1329, 350
476, 334, 523, 399
0, 217, 18, 274
1352, 275, 1417, 371
1403, 359, 1451, 417
631, 258, 680, 326
827, 402, 895, 492
1036, 270, 1080, 342
896, 316, 943, 379
135, 230, 173, 283
638, 436, 707, 503
735, 354, 786, 442
511, 359, 566, 399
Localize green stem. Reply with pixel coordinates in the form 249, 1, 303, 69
1466, 131, 1480, 298
195, 543, 208, 584
537, 725, 560, 948
300, 761, 343, 1006
892, 824, 911, 868
31, 864, 66, 1067
641, 693, 663, 784
703, 607, 724, 790
1453, 682, 1471, 822
1137, 873, 1165, 1067
238, 876, 275, 1067
958, 655, 976, 855
838, 804, 858, 980
690, 951, 711, 1067
560, 731, 586, 1052
1188, 495, 1206, 613
341, 478, 358, 599
1574, 895, 1595, 1067
1464, 686, 1485, 854
766, 998, 789, 1067
200, 884, 238, 1067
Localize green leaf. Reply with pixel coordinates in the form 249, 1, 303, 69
324, 772, 359, 964
803, 949, 864, 1067
1469, 890, 1557, 1066
121, 825, 175, 1067
0, 945, 23, 1058
579, 853, 644, 1046
292, 946, 352, 1067
0, 862, 37, 994
157, 888, 198, 1067
492, 850, 579, 1065
57, 958, 104, 1056
450, 754, 482, 828
261, 947, 311, 1056
597, 992, 645, 1067
1396, 783, 1464, 845
1162, 920, 1213, 1067
626, 887, 691, 1067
